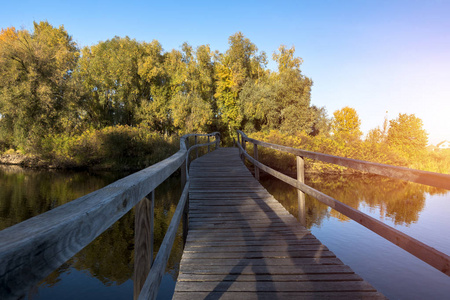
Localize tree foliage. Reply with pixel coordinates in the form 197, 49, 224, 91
1, 23, 322, 149
331, 106, 362, 141
387, 113, 428, 153
0, 22, 79, 148
0, 21, 440, 173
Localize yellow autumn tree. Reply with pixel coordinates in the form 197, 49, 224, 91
331, 106, 362, 141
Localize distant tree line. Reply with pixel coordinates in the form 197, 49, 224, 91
1, 21, 444, 173
0, 21, 324, 150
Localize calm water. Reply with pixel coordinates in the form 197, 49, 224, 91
260, 173, 450, 300
0, 165, 183, 300
1, 165, 449, 299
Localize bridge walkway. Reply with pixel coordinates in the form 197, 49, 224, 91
173, 147, 385, 299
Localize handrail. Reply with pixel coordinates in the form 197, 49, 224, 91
185, 138, 219, 178
236, 130, 450, 276
238, 131, 450, 190
0, 132, 220, 300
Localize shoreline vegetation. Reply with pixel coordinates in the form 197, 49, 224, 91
1, 21, 448, 174
0, 125, 179, 171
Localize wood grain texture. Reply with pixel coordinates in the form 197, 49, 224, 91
173, 148, 385, 299
137, 182, 190, 300
133, 193, 154, 300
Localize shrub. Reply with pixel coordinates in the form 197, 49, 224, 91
37, 125, 179, 170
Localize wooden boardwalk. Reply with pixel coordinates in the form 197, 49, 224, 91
173, 148, 386, 299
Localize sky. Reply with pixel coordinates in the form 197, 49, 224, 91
1, 0, 449, 144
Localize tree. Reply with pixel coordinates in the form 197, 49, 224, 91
74, 36, 147, 128
331, 106, 362, 141
137, 40, 170, 133
387, 113, 428, 152
309, 105, 330, 136
0, 22, 79, 148
272, 45, 313, 134
169, 92, 213, 133
214, 32, 267, 135
238, 79, 276, 132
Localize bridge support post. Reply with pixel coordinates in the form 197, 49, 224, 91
253, 143, 260, 181
133, 191, 154, 300
241, 139, 246, 164
297, 156, 306, 226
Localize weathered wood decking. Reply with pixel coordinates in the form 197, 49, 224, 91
173, 148, 386, 299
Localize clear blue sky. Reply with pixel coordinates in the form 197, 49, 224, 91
2, 0, 449, 144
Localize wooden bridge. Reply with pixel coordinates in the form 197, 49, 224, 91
173, 147, 385, 299
0, 132, 449, 299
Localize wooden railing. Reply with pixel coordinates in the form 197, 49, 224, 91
236, 130, 450, 276
0, 132, 220, 300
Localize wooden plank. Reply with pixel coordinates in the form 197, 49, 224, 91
173, 291, 387, 300
174, 281, 378, 292
178, 264, 356, 275
177, 273, 363, 282
183, 245, 328, 252
186, 233, 314, 241
187, 227, 313, 234
186, 235, 314, 242
179, 257, 343, 266
180, 250, 337, 259
183, 240, 323, 247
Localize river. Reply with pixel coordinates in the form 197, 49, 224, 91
0, 165, 449, 299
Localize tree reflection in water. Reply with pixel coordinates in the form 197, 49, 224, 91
0, 165, 183, 298
259, 173, 447, 228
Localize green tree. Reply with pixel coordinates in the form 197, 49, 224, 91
74, 36, 146, 129
272, 45, 313, 134
214, 32, 267, 135
309, 105, 330, 137
137, 40, 170, 133
331, 106, 362, 141
238, 79, 275, 132
0, 22, 79, 148
170, 92, 213, 133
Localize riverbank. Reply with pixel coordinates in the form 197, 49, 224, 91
0, 153, 45, 168
0, 126, 181, 171
0, 152, 171, 171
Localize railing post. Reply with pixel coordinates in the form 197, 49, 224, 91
133, 191, 154, 300
207, 136, 210, 152
241, 138, 246, 163
254, 143, 259, 181
194, 135, 198, 158
297, 156, 306, 226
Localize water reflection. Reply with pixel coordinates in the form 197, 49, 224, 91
0, 165, 183, 299
260, 173, 447, 228
260, 172, 450, 299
